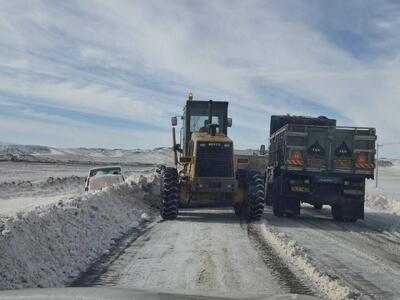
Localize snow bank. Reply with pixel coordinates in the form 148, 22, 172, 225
365, 193, 400, 215
0, 178, 160, 289
126, 174, 161, 208
253, 223, 358, 300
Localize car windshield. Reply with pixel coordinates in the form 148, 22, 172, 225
90, 167, 121, 177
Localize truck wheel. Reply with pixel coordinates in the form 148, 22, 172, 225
272, 196, 283, 217
332, 204, 358, 222
160, 167, 179, 220
246, 170, 265, 220
272, 176, 283, 217
233, 203, 243, 216
331, 205, 343, 221
313, 203, 323, 210
265, 184, 273, 206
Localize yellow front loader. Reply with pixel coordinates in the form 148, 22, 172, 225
157, 93, 265, 220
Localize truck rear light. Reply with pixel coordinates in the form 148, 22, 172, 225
355, 152, 375, 169
344, 180, 350, 186
286, 150, 304, 166
304, 179, 310, 185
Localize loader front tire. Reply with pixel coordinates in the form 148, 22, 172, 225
160, 167, 179, 220
246, 170, 265, 221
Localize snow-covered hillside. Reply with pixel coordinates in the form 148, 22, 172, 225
0, 143, 172, 165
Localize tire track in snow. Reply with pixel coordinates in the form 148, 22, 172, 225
73, 208, 315, 297
265, 205, 400, 299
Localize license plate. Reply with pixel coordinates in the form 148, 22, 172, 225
315, 176, 342, 184
209, 182, 222, 188
291, 186, 309, 193
335, 159, 352, 167
307, 158, 326, 165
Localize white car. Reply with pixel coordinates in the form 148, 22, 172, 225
85, 166, 125, 191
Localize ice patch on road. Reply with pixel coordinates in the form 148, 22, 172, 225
365, 193, 400, 215
0, 178, 159, 289
255, 223, 357, 300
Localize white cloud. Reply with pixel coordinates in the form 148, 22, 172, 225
0, 1, 399, 155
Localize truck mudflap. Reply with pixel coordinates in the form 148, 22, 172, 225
332, 200, 364, 221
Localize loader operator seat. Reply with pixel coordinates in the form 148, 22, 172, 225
199, 120, 209, 133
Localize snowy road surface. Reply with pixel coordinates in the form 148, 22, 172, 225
1, 156, 400, 299
75, 208, 314, 297
74, 205, 400, 299
264, 205, 400, 299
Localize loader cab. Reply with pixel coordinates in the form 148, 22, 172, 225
181, 100, 229, 156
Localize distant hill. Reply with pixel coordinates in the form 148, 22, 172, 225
0, 143, 173, 165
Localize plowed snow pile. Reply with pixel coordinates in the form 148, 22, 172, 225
0, 176, 159, 289
365, 193, 400, 215
253, 223, 355, 300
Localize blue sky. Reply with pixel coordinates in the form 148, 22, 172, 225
1, 1, 400, 156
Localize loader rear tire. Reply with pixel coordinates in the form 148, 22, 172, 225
160, 167, 179, 220
246, 170, 265, 221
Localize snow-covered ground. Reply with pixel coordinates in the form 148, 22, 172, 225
365, 161, 400, 215
1, 143, 400, 299
0, 176, 160, 289
0, 144, 165, 290
0, 161, 155, 183
257, 162, 400, 299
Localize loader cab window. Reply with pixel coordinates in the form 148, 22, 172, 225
182, 101, 229, 156
190, 115, 221, 133
188, 104, 226, 135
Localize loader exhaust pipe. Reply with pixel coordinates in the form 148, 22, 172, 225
208, 100, 213, 126
207, 100, 216, 136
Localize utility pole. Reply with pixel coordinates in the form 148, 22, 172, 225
376, 144, 381, 189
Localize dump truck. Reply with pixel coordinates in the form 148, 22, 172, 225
265, 115, 376, 222
157, 93, 265, 220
